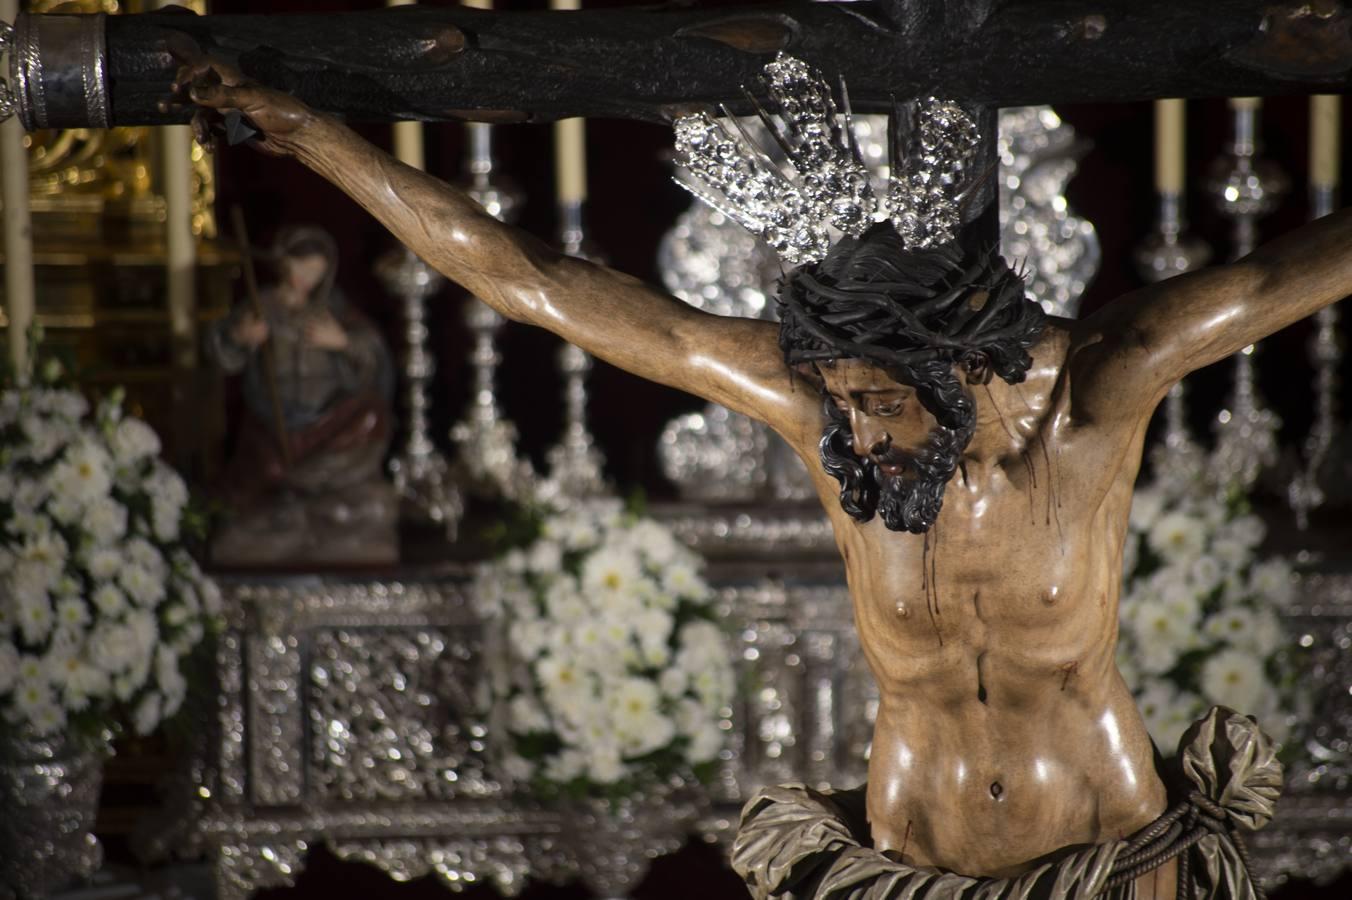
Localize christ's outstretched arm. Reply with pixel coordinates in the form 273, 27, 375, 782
175, 59, 821, 447
1068, 207, 1352, 433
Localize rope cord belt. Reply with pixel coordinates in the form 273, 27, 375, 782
1102, 790, 1265, 899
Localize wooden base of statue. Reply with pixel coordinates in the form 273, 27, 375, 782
210, 479, 399, 568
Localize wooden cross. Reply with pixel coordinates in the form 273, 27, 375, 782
8, 1, 1350, 128
11, 0, 1342, 257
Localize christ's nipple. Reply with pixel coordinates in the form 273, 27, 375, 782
895, 600, 909, 618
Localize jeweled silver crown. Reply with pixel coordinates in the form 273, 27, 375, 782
673, 54, 979, 267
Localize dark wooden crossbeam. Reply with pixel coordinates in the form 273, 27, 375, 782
60, 0, 1352, 127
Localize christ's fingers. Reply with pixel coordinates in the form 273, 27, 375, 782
188, 80, 257, 112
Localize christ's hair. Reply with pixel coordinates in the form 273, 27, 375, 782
780, 223, 1047, 530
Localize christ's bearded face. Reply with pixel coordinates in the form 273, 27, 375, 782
816, 358, 973, 534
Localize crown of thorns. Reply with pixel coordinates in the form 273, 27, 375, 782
777, 234, 1042, 388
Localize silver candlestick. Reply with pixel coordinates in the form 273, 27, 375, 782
538, 201, 609, 504
1134, 190, 1212, 472
1205, 98, 1287, 492
380, 246, 464, 537
448, 123, 535, 500
1289, 183, 1342, 529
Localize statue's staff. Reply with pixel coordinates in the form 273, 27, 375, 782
229, 204, 291, 468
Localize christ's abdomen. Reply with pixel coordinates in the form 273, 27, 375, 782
865, 675, 1165, 877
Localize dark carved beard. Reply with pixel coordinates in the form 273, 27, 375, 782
818, 397, 970, 534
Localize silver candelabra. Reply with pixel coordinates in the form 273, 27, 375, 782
537, 201, 610, 505
380, 243, 463, 538
1289, 182, 1343, 529
1134, 188, 1211, 474
1205, 98, 1288, 492
448, 123, 536, 501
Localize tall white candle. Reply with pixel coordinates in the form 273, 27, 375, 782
153, 0, 197, 368
388, 0, 426, 170
550, 0, 586, 205
1153, 99, 1185, 195
1, 0, 35, 380
1310, 95, 1341, 189
161, 126, 197, 368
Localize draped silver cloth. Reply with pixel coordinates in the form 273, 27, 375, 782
731, 708, 1281, 900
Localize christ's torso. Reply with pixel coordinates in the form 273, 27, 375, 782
800, 327, 1166, 876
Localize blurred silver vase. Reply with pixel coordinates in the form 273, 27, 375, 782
0, 730, 109, 900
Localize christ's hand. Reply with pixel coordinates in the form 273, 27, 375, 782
160, 36, 318, 158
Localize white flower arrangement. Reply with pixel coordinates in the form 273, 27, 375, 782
473, 500, 734, 798
0, 373, 221, 741
1119, 460, 1305, 754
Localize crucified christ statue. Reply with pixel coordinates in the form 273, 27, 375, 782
170, 50, 1343, 900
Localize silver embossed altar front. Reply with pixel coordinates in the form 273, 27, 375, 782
195, 560, 1352, 897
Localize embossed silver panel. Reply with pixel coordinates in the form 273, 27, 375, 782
198, 562, 1351, 895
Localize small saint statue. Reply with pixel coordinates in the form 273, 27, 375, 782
207, 224, 398, 566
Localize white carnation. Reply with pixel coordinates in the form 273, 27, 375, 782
508, 619, 552, 659
1128, 489, 1166, 533
65, 661, 110, 704
126, 538, 167, 577
90, 622, 144, 675
19, 531, 68, 583
85, 497, 128, 546
543, 748, 588, 782
85, 547, 122, 581
628, 519, 682, 566
152, 500, 182, 543
43, 389, 89, 422
508, 694, 551, 734
581, 550, 644, 602
29, 699, 67, 736
688, 724, 724, 764
1147, 511, 1206, 563
54, 597, 90, 632
658, 667, 689, 698
586, 742, 626, 784
20, 414, 66, 463
544, 580, 588, 624
661, 562, 706, 598
1247, 559, 1294, 607
133, 692, 163, 736
46, 492, 83, 526
1127, 599, 1189, 675
146, 465, 189, 510
1224, 515, 1266, 550
12, 678, 55, 719
92, 583, 128, 617
198, 577, 223, 617
110, 418, 161, 465
526, 539, 563, 574
16, 592, 54, 645
1187, 555, 1224, 596
1200, 648, 1266, 714
49, 439, 113, 504
118, 564, 166, 608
